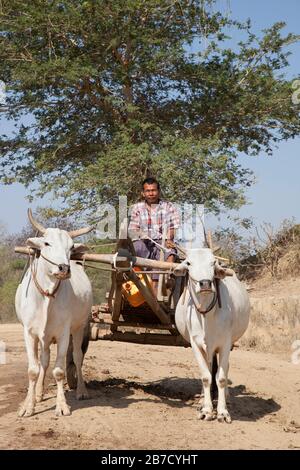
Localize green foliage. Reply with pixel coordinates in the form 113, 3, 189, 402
11, 258, 26, 270
0, 279, 19, 322
85, 265, 110, 305
0, 244, 21, 322
0, 0, 299, 218
84, 238, 116, 303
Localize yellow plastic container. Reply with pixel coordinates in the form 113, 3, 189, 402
122, 268, 153, 307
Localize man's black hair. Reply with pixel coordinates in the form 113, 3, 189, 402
142, 177, 160, 190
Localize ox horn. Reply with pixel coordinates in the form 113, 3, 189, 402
27, 208, 46, 234
68, 226, 94, 238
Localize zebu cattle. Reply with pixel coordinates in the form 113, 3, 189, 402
175, 248, 250, 423
15, 210, 93, 417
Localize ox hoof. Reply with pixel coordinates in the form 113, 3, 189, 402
197, 408, 215, 421
18, 404, 35, 418
35, 394, 43, 403
55, 403, 71, 416
217, 411, 232, 423
76, 390, 89, 401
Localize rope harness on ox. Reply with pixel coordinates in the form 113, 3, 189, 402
185, 275, 221, 315
30, 252, 62, 298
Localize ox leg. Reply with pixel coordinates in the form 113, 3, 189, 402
53, 332, 71, 416
190, 337, 214, 421
36, 346, 50, 402
225, 362, 230, 401
72, 327, 89, 400
18, 332, 39, 417
211, 354, 218, 401
216, 343, 231, 423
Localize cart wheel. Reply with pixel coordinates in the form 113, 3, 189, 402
66, 321, 90, 390
90, 324, 99, 341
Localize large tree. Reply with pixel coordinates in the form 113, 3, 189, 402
0, 0, 299, 218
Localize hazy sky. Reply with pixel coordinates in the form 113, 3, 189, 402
0, 0, 299, 234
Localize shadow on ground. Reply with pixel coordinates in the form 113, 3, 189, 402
58, 376, 281, 422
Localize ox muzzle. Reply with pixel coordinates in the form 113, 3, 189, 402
198, 279, 213, 292
188, 277, 219, 315
54, 264, 71, 280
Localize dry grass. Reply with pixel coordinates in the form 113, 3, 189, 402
241, 285, 300, 353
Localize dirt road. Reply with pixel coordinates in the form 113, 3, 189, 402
0, 323, 300, 450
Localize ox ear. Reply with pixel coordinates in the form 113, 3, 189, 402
26, 237, 44, 250
174, 260, 189, 277
215, 262, 234, 279
72, 243, 89, 254
214, 265, 227, 279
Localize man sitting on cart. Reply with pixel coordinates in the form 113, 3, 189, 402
128, 177, 180, 291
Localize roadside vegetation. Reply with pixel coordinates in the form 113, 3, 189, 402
214, 218, 300, 281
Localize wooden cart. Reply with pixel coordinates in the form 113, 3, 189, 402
72, 231, 190, 348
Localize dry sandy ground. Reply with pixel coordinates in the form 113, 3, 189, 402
0, 323, 300, 450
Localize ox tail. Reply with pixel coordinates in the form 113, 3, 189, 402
211, 354, 218, 401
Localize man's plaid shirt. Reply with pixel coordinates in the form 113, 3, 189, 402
128, 200, 180, 240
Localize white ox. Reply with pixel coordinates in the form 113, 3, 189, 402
175, 248, 250, 423
15, 210, 93, 417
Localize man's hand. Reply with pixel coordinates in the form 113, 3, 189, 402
166, 240, 175, 249
128, 229, 148, 240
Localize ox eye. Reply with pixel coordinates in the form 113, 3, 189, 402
71, 245, 75, 250
186, 261, 191, 266
44, 242, 50, 247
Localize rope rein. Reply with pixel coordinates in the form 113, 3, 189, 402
30, 253, 61, 298
40, 253, 61, 266
188, 278, 219, 315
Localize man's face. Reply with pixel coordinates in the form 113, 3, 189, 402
142, 183, 160, 205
